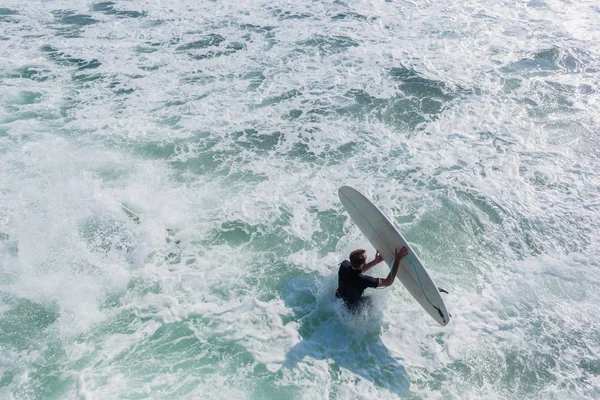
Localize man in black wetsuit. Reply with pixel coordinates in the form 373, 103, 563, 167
335, 247, 408, 311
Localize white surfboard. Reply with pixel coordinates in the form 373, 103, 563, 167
338, 186, 450, 326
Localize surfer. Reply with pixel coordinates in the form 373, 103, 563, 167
335, 247, 408, 311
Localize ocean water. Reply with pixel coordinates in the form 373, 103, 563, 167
1, 0, 599, 399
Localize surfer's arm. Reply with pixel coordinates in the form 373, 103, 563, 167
362, 251, 383, 273
377, 247, 408, 288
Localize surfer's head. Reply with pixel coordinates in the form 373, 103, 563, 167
349, 249, 367, 270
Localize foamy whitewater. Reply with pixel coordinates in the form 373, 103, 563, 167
1, 0, 599, 399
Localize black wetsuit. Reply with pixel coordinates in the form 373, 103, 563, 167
335, 260, 379, 310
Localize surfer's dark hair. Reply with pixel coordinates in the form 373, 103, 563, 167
350, 249, 367, 269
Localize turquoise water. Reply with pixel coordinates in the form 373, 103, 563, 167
1, 0, 599, 399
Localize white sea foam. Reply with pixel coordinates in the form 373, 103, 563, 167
1, 0, 599, 399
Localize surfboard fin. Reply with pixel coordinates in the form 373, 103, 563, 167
438, 287, 449, 294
